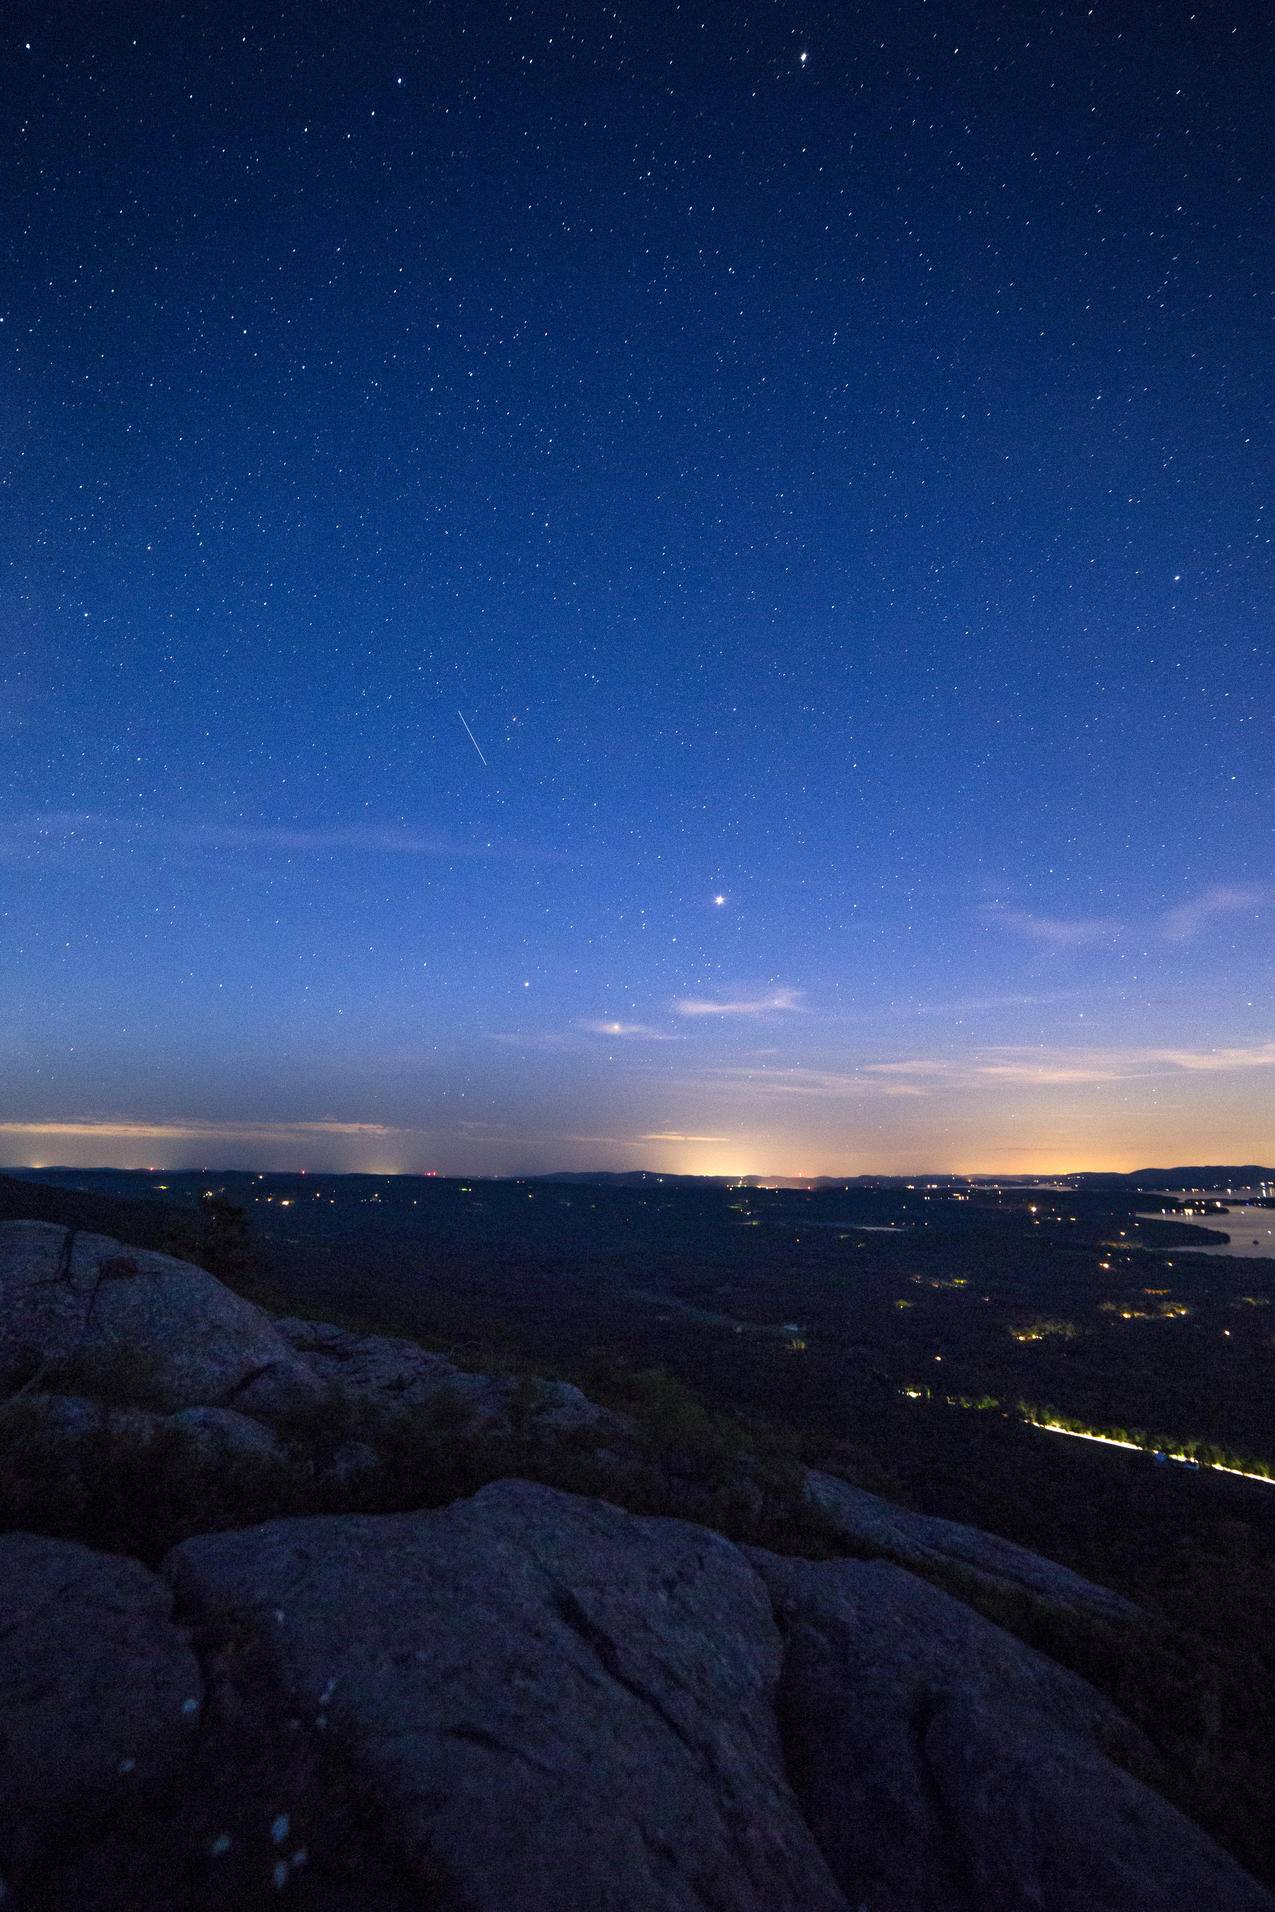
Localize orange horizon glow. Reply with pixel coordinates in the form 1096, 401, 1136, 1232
2, 1112, 1270, 1182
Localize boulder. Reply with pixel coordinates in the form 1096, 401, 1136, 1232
274, 1315, 628, 1444
804, 1468, 1137, 1625
165, 1479, 849, 1912
167, 1405, 287, 1465
0, 1533, 203, 1879
0, 1394, 284, 1477
273, 1315, 462, 1397
274, 1315, 511, 1425
0, 1390, 163, 1450
0, 1222, 323, 1417
523, 1374, 628, 1440
751, 1550, 1272, 1912
2, 1481, 1269, 1912
315, 1437, 383, 1493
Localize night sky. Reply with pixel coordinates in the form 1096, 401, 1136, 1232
2, 2, 1271, 1177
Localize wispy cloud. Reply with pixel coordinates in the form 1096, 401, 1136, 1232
577, 1019, 678, 1040
693, 1067, 927, 1100
1159, 885, 1268, 943
868, 1042, 1275, 1088
640, 1131, 731, 1143
1148, 1041, 1275, 1073
0, 812, 560, 864
486, 1021, 681, 1049
674, 988, 803, 1018
986, 905, 1121, 947
973, 1061, 1131, 1085
693, 1042, 1275, 1102
550, 1133, 633, 1147
987, 885, 1267, 950
0, 1117, 402, 1142
863, 1059, 955, 1077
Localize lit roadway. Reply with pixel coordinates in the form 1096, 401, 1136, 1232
1024, 1418, 1275, 1489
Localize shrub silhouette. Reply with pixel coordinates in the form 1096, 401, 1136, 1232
43, 1342, 170, 1410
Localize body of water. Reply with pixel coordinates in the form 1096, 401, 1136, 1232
1136, 1205, 1275, 1260
801, 1220, 913, 1233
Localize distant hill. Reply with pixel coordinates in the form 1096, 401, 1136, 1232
0, 1171, 182, 1250
537, 1167, 1274, 1191
533, 1169, 730, 1187
1074, 1167, 1274, 1191
7, 1161, 1272, 1203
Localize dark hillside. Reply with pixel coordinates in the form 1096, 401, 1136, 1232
0, 1172, 181, 1248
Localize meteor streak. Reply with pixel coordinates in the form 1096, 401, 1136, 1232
457, 710, 488, 767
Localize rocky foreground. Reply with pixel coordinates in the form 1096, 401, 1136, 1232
1, 1219, 1270, 1911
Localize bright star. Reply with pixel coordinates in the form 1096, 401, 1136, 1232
713, 894, 727, 906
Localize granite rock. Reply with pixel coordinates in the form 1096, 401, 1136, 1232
166, 1479, 849, 1912
0, 1533, 203, 1879
804, 1467, 1137, 1624
752, 1548, 1270, 1912
0, 1221, 323, 1417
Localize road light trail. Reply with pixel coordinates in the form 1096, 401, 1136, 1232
1023, 1417, 1275, 1485
457, 710, 488, 767
901, 1388, 1275, 1488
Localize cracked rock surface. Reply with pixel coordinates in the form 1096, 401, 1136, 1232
166, 1479, 846, 1912
0, 1221, 323, 1415
275, 1315, 630, 1441
1, 1483, 1273, 1910
752, 1549, 1272, 1912
0, 1533, 203, 1879
804, 1469, 1138, 1625
1, 1219, 1272, 1911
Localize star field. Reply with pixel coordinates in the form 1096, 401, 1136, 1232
1, 2, 1271, 1175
